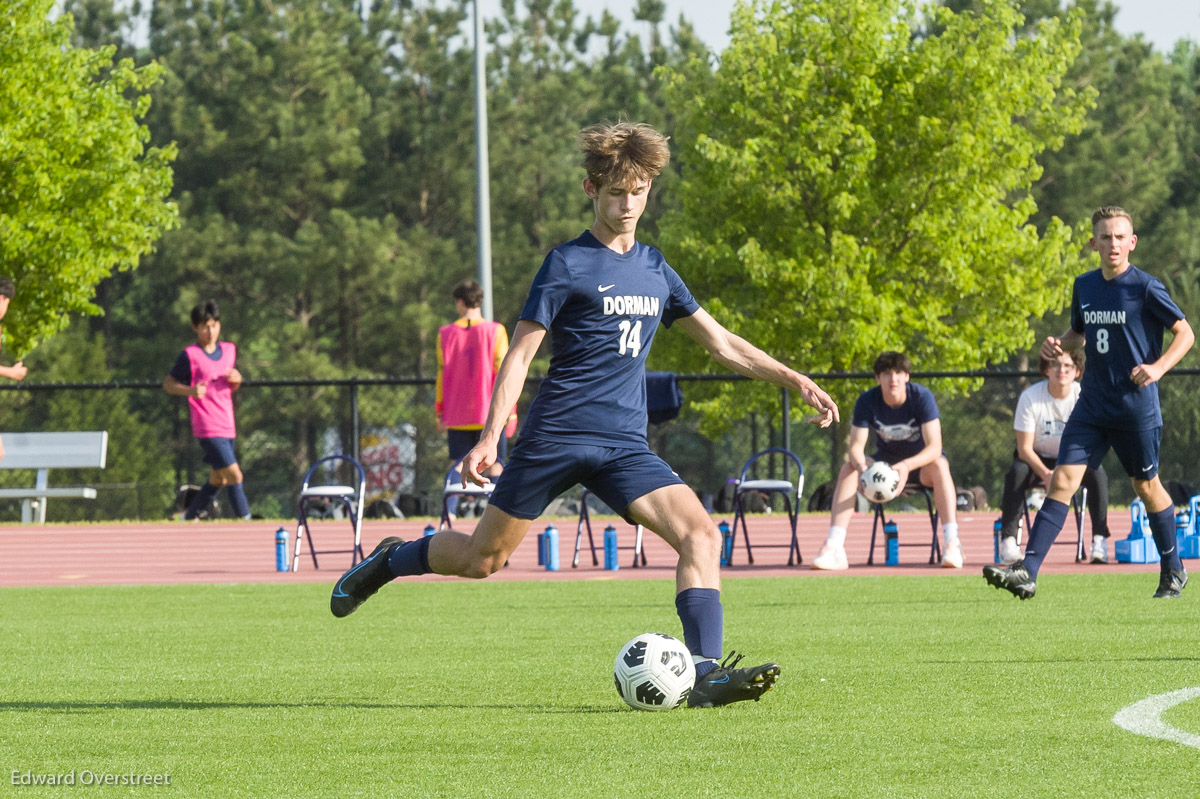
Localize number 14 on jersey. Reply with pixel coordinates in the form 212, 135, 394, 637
618, 319, 643, 358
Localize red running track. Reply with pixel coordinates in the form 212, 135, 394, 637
0, 511, 1159, 588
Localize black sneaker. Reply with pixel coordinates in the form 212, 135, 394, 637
687, 652, 780, 708
330, 536, 403, 618
1152, 567, 1188, 599
982, 560, 1037, 600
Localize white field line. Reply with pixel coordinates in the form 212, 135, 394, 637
1112, 687, 1200, 750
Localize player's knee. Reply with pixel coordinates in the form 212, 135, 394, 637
681, 523, 722, 559
461, 552, 505, 579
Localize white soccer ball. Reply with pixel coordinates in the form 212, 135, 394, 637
613, 633, 696, 711
859, 461, 901, 504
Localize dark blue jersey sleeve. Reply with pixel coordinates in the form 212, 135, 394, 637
660, 264, 699, 328
1146, 277, 1185, 328
851, 390, 874, 428
168, 351, 191, 384
520, 250, 572, 330
911, 383, 940, 422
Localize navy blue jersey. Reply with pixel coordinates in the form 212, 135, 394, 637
518, 231, 700, 447
1069, 266, 1184, 429
851, 383, 940, 462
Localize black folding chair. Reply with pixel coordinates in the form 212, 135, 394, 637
572, 488, 646, 568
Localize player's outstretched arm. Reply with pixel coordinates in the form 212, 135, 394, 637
674, 308, 839, 427
461, 320, 546, 486
1133, 317, 1195, 387
1041, 329, 1085, 361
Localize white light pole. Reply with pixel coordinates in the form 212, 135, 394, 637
473, 0, 494, 320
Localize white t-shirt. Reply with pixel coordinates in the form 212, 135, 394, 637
1013, 379, 1080, 458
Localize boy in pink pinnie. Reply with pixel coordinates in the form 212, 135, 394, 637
162, 300, 251, 519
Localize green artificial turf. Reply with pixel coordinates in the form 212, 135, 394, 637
2, 573, 1198, 797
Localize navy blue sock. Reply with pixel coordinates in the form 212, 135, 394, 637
675, 587, 723, 679
185, 482, 220, 519
1147, 506, 1184, 572
1022, 498, 1069, 578
226, 483, 251, 519
387, 537, 432, 577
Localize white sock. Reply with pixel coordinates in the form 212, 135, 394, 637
826, 526, 847, 548
942, 523, 959, 544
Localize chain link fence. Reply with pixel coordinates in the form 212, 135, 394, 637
2, 370, 1199, 522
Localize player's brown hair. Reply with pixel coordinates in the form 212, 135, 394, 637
873, 351, 912, 376
578, 122, 670, 189
1091, 206, 1133, 229
452, 280, 484, 309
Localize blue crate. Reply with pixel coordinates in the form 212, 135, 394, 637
1181, 534, 1200, 560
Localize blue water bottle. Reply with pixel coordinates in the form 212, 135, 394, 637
536, 530, 545, 566
884, 520, 899, 566
603, 524, 620, 571
275, 527, 290, 572
423, 523, 436, 537
543, 524, 560, 571
718, 520, 733, 566
993, 518, 1003, 563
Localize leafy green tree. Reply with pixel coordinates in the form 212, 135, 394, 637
1027, 0, 1182, 235
657, 0, 1094, 433
0, 0, 176, 357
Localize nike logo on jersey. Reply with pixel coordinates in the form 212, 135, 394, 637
598, 284, 616, 292
1080, 303, 1091, 309
1143, 464, 1154, 472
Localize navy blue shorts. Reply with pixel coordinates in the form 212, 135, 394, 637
447, 429, 507, 463
1058, 420, 1161, 480
198, 437, 239, 470
487, 438, 685, 523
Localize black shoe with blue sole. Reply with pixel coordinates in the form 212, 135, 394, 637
330, 536, 404, 618
687, 652, 780, 708
1153, 567, 1188, 599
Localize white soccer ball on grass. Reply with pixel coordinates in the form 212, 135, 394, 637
859, 461, 901, 504
613, 632, 696, 711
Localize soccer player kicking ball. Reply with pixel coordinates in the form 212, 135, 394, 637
331, 121, 840, 707
984, 206, 1194, 600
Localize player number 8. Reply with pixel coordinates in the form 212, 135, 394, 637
1096, 328, 1109, 354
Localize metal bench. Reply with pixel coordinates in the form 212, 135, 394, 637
0, 431, 109, 523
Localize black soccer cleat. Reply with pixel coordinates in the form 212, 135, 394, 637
1152, 567, 1188, 599
687, 651, 780, 708
982, 560, 1037, 600
330, 536, 404, 618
